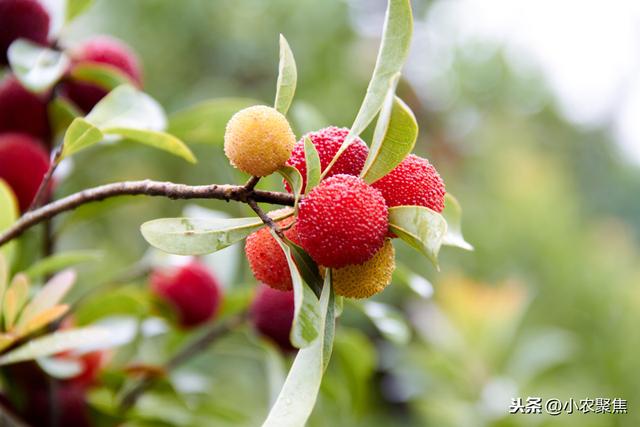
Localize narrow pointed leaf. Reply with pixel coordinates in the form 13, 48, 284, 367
24, 250, 101, 281
277, 166, 303, 210
18, 269, 75, 328
0, 180, 19, 262
442, 193, 473, 251
324, 0, 413, 176
85, 85, 166, 131
321, 271, 335, 371
141, 211, 292, 256
168, 98, 259, 145
69, 62, 135, 91
0, 334, 15, 353
261, 274, 335, 427
18, 305, 69, 336
270, 230, 320, 348
8, 39, 70, 93
284, 239, 323, 298
0, 326, 125, 366
37, 356, 84, 379
388, 206, 447, 268
274, 35, 297, 115
61, 117, 104, 159
3, 274, 30, 330
303, 136, 321, 193
362, 94, 418, 184
102, 127, 196, 163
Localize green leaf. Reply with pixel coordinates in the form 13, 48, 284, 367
48, 97, 81, 137
85, 85, 166, 131
37, 356, 84, 379
168, 98, 259, 145
0, 180, 18, 262
69, 62, 136, 92
361, 95, 418, 183
361, 301, 411, 345
274, 34, 297, 116
8, 39, 70, 93
61, 117, 104, 160
66, 0, 94, 22
0, 326, 125, 366
303, 136, 321, 193
270, 229, 320, 348
141, 211, 292, 256
0, 255, 7, 313
3, 274, 30, 331
284, 239, 323, 298
102, 127, 196, 163
277, 165, 303, 210
24, 250, 101, 281
388, 205, 447, 268
442, 193, 473, 251
261, 275, 335, 427
17, 269, 76, 329
324, 0, 413, 176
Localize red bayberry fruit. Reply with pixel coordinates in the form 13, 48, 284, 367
296, 174, 388, 268
372, 154, 446, 212
285, 126, 368, 192
24, 383, 91, 427
0, 76, 51, 142
245, 215, 299, 291
0, 0, 50, 64
63, 36, 142, 112
150, 261, 222, 328
0, 132, 49, 212
250, 284, 295, 352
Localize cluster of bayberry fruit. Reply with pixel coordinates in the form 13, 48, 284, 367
0, 0, 142, 212
227, 105, 446, 299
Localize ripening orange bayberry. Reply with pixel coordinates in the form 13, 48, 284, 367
296, 174, 388, 268
372, 154, 446, 212
63, 36, 143, 112
245, 214, 299, 291
330, 239, 395, 298
0, 0, 50, 64
150, 261, 222, 328
286, 126, 369, 192
224, 105, 296, 176
0, 132, 50, 212
250, 283, 295, 352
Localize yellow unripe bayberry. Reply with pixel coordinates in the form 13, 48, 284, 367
224, 105, 296, 176
329, 239, 396, 299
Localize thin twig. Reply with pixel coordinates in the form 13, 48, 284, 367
247, 199, 284, 238
0, 180, 295, 247
244, 176, 260, 191
29, 146, 63, 211
119, 312, 248, 411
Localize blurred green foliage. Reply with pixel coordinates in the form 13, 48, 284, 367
5, 0, 640, 426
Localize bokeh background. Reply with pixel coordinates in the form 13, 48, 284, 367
15, 0, 640, 425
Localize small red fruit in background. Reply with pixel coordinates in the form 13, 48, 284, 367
0, 132, 50, 212
250, 284, 295, 352
0, 76, 51, 142
150, 261, 222, 328
24, 382, 92, 427
286, 126, 369, 192
63, 36, 142, 112
372, 154, 446, 212
0, 0, 50, 64
296, 174, 388, 268
245, 215, 299, 291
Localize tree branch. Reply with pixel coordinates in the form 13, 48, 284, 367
0, 180, 295, 247
119, 312, 248, 411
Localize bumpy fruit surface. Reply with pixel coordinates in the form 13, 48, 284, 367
372, 154, 446, 212
0, 0, 50, 64
150, 261, 222, 328
250, 284, 295, 352
245, 215, 299, 291
63, 36, 142, 112
286, 126, 369, 191
296, 174, 388, 268
224, 105, 296, 176
0, 133, 49, 212
330, 239, 395, 298
0, 76, 50, 141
